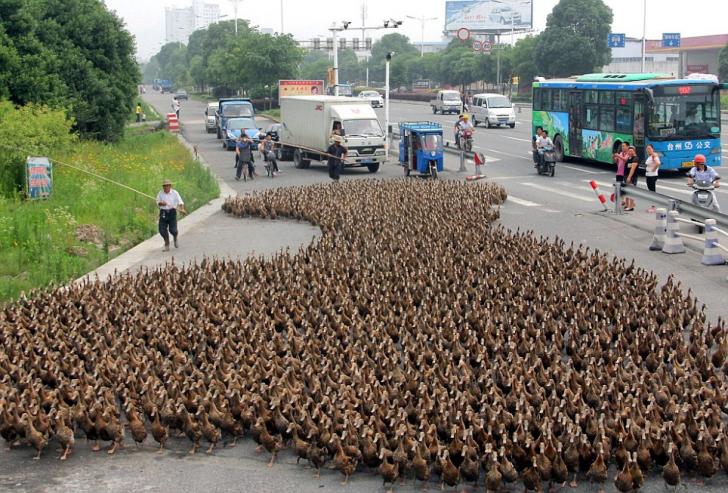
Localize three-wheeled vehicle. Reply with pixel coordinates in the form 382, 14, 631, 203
398, 122, 444, 179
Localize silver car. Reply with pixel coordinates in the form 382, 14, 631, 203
489, 6, 521, 25
205, 103, 217, 133
358, 90, 384, 108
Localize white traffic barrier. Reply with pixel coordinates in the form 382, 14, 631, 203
702, 219, 727, 265
662, 210, 685, 254
466, 152, 487, 181
649, 208, 667, 251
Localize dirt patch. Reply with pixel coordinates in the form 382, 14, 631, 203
67, 246, 88, 257
75, 225, 104, 247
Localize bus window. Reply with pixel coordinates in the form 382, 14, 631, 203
552, 90, 566, 111
599, 91, 615, 105
634, 99, 645, 144
615, 107, 632, 133
616, 91, 631, 106
600, 107, 615, 132
542, 89, 552, 111
585, 105, 599, 129
585, 90, 598, 104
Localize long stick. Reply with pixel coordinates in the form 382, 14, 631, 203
278, 141, 355, 164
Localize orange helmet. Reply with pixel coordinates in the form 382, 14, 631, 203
694, 154, 706, 165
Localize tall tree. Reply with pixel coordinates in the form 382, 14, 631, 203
369, 33, 418, 81
719, 42, 728, 82
0, 0, 139, 141
534, 0, 613, 77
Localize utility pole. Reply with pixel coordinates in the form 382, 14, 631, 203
641, 0, 647, 72
228, 0, 241, 34
406, 15, 438, 57
280, 0, 284, 33
385, 52, 393, 155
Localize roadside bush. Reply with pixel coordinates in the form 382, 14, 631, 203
0, 101, 76, 197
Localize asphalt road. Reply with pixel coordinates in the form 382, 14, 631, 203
2, 90, 726, 493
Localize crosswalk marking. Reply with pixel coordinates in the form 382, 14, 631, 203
506, 195, 540, 207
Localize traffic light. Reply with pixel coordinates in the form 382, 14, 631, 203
313, 38, 321, 50
352, 38, 360, 50
365, 38, 372, 50
326, 38, 333, 50
339, 38, 346, 49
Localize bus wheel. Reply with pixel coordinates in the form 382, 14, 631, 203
553, 136, 564, 162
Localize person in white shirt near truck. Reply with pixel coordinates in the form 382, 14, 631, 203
157, 179, 186, 251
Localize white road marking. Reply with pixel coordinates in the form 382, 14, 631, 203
479, 147, 532, 161
521, 182, 595, 202
500, 136, 532, 143
559, 164, 604, 174
506, 195, 540, 207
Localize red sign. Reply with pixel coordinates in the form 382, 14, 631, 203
687, 64, 709, 75
678, 86, 692, 95
456, 27, 471, 41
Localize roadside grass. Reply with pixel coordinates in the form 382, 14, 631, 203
260, 109, 280, 121
128, 99, 161, 123
0, 130, 219, 302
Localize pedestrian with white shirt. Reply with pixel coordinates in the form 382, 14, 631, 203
644, 144, 660, 192
156, 179, 186, 251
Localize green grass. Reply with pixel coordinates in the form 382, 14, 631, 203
129, 100, 161, 123
260, 109, 280, 121
0, 130, 219, 303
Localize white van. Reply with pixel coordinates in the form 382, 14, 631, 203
470, 93, 516, 128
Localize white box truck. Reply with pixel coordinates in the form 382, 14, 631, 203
278, 96, 386, 173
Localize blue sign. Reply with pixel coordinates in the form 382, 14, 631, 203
608, 33, 625, 48
662, 33, 680, 48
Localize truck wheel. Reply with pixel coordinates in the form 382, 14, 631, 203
367, 163, 380, 173
432, 107, 437, 114
509, 123, 515, 128
293, 149, 310, 169
276, 146, 287, 161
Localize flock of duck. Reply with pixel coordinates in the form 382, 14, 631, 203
1, 179, 727, 492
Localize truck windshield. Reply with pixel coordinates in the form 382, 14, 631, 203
344, 119, 383, 137
222, 103, 254, 117
487, 96, 512, 108
227, 118, 256, 130
443, 93, 460, 101
648, 87, 720, 140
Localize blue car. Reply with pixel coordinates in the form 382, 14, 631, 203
222, 117, 262, 150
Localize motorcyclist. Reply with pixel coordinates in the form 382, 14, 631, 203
454, 114, 474, 148
535, 129, 553, 168
687, 154, 721, 211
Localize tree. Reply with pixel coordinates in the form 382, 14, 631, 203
300, 51, 330, 81
719, 42, 728, 81
510, 35, 539, 92
0, 0, 139, 141
535, 0, 613, 77
439, 43, 481, 91
369, 33, 418, 81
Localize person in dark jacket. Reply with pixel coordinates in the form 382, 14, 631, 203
235, 132, 255, 181
326, 135, 348, 181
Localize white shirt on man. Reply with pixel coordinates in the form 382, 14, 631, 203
157, 189, 184, 211
537, 136, 553, 149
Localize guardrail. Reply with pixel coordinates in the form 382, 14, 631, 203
620, 185, 728, 230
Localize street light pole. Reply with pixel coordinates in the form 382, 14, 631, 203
280, 0, 284, 33
641, 0, 647, 73
385, 52, 393, 155
407, 15, 438, 57
332, 26, 339, 96
228, 0, 240, 34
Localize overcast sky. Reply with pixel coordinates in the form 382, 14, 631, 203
105, 0, 727, 61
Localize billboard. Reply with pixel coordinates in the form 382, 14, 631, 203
278, 80, 325, 97
25, 156, 52, 200
445, 0, 533, 33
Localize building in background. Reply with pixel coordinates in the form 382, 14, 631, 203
165, 0, 220, 45
602, 34, 728, 77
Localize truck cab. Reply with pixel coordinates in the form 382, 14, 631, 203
215, 98, 256, 139
430, 90, 463, 115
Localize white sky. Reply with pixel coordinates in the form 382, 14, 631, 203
104, 0, 728, 61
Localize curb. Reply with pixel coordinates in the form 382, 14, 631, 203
74, 131, 234, 284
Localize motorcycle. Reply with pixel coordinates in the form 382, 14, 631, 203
691, 179, 719, 211
536, 145, 556, 177
457, 128, 474, 152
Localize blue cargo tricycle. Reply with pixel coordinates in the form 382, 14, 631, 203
398, 122, 444, 179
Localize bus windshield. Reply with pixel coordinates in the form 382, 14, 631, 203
648, 87, 720, 140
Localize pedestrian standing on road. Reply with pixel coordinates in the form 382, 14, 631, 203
235, 132, 255, 181
326, 135, 348, 182
644, 144, 661, 192
172, 98, 180, 120
622, 146, 639, 211
136, 103, 142, 123
157, 179, 186, 251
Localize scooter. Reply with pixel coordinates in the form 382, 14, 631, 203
536, 145, 556, 177
691, 179, 720, 210
457, 128, 474, 152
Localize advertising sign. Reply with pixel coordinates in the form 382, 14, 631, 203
445, 0, 533, 33
25, 156, 52, 200
278, 80, 325, 97
687, 64, 709, 74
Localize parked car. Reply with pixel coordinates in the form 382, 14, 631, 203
358, 90, 384, 108
204, 103, 218, 133
470, 93, 516, 128
489, 6, 521, 25
222, 117, 261, 150
174, 89, 188, 100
